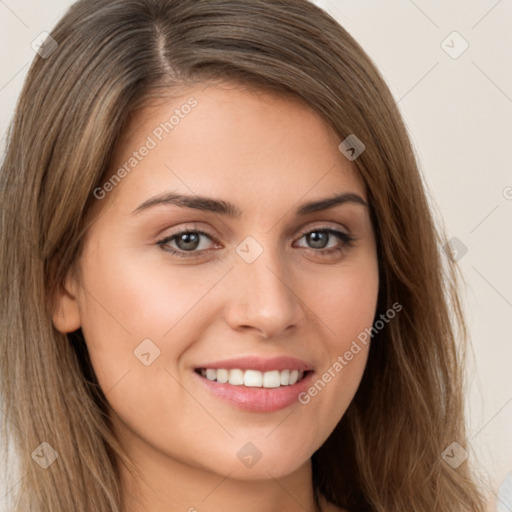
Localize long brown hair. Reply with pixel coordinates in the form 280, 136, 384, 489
0, 0, 486, 510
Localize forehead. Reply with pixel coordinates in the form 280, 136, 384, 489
104, 82, 366, 212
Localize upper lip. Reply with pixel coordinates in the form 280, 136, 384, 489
195, 356, 314, 373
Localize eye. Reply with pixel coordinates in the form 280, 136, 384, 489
157, 226, 355, 259
294, 227, 354, 254
157, 229, 217, 256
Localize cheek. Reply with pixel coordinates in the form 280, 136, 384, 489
78, 244, 228, 341
75, 246, 232, 397
309, 257, 379, 349
295, 257, 379, 434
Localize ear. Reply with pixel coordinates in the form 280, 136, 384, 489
51, 273, 82, 333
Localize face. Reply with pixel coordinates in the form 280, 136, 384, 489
53, 82, 379, 483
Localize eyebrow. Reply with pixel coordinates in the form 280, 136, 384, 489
132, 191, 368, 217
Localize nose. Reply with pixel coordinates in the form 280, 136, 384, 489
223, 243, 305, 339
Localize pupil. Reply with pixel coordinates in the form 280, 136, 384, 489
177, 233, 200, 251
308, 231, 328, 249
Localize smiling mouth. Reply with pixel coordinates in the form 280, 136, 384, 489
194, 368, 310, 388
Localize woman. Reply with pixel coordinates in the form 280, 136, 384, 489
0, 0, 486, 511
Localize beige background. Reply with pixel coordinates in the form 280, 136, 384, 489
1, 0, 511, 510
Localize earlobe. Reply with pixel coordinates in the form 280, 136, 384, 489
51, 274, 82, 333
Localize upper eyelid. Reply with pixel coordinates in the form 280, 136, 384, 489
159, 223, 350, 240
298, 224, 349, 236
163, 218, 350, 235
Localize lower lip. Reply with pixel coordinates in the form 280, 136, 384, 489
194, 371, 314, 412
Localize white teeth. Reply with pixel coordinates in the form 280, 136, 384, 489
216, 369, 229, 383
244, 370, 263, 387
205, 369, 217, 381
198, 368, 307, 388
263, 370, 281, 388
228, 369, 244, 386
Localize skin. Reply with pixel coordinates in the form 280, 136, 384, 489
53, 82, 379, 512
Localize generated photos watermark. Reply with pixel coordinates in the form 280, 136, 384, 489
93, 97, 198, 200
298, 301, 402, 405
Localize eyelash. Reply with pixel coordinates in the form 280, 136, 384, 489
157, 226, 355, 259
